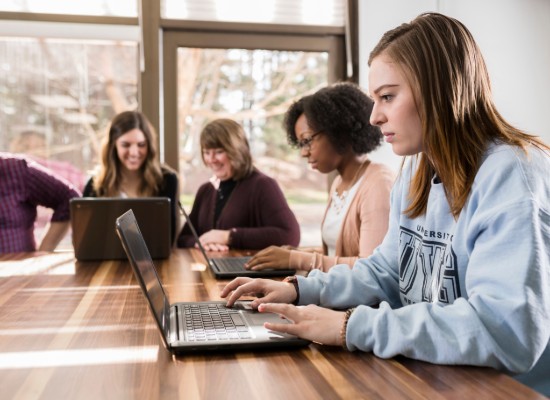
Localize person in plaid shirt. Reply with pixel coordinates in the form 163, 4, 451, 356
0, 152, 81, 253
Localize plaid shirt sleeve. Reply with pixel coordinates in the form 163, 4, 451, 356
24, 159, 82, 222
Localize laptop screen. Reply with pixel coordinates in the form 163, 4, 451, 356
71, 197, 171, 261
178, 203, 214, 265
115, 210, 171, 347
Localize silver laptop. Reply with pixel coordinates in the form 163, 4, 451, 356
115, 209, 309, 353
71, 197, 171, 261
179, 204, 296, 279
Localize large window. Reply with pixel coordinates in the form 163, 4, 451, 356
0, 37, 138, 187
1, 0, 348, 248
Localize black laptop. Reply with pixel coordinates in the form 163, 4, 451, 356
179, 204, 296, 279
71, 197, 171, 261
115, 209, 309, 353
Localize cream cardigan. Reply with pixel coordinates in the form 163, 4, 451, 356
289, 161, 395, 271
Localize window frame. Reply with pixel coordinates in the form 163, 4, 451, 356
161, 25, 346, 170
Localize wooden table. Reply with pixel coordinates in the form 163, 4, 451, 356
0, 249, 546, 400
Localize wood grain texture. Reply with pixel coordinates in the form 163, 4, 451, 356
0, 250, 546, 400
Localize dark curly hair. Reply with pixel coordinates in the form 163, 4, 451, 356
284, 82, 382, 155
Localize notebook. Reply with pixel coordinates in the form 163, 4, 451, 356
71, 197, 171, 261
179, 204, 296, 279
115, 209, 309, 353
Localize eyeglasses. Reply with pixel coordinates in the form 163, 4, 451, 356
296, 131, 321, 150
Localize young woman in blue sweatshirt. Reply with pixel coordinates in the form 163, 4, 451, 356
221, 13, 550, 396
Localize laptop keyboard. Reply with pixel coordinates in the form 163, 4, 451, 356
182, 304, 252, 341
213, 257, 250, 272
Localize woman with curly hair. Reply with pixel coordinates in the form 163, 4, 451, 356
83, 111, 180, 244
245, 82, 395, 272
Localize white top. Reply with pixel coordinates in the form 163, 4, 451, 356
322, 177, 363, 256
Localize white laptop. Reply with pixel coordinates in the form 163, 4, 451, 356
115, 209, 309, 353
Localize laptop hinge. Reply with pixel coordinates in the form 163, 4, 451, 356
169, 306, 178, 344
211, 261, 220, 272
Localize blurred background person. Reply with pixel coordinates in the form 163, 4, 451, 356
0, 152, 81, 253
177, 118, 300, 251
246, 82, 394, 272
9, 129, 88, 192
83, 111, 180, 244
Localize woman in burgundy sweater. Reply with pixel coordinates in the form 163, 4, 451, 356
177, 119, 300, 251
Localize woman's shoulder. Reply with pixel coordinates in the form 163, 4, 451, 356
242, 168, 276, 185
161, 165, 178, 179
82, 177, 97, 197
480, 142, 548, 175
1, 153, 42, 174
360, 161, 397, 190
475, 142, 550, 204
364, 161, 397, 179
195, 180, 216, 196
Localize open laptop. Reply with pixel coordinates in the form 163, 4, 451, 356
115, 209, 309, 353
71, 197, 171, 261
179, 204, 296, 279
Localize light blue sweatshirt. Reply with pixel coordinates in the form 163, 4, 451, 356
297, 143, 550, 395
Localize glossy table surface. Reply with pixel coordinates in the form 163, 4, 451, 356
0, 249, 546, 400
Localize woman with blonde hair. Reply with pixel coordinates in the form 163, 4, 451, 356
177, 118, 300, 251
221, 13, 550, 396
83, 111, 179, 243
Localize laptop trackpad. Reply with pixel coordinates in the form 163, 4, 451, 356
243, 311, 297, 340
247, 312, 287, 325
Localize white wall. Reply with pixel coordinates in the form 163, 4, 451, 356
359, 0, 550, 172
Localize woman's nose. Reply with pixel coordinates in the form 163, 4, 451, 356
370, 103, 384, 127
129, 145, 140, 155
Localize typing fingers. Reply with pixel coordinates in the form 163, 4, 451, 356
223, 278, 265, 307
244, 254, 261, 269
246, 254, 282, 270
220, 277, 253, 298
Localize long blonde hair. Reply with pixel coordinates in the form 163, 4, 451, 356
369, 12, 549, 219
94, 111, 163, 196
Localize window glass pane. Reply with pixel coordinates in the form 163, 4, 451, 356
0, 36, 138, 247
0, 0, 138, 17
163, 0, 345, 27
177, 47, 329, 246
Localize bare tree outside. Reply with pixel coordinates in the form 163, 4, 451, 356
0, 37, 138, 183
